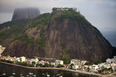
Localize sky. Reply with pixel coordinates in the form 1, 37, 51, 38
0, 0, 116, 46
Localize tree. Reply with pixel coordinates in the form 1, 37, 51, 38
32, 61, 36, 66
87, 67, 90, 72
36, 64, 43, 67
44, 63, 49, 67
70, 64, 74, 69
84, 62, 93, 65
57, 64, 64, 68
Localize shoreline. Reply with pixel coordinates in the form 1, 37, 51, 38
0, 61, 102, 77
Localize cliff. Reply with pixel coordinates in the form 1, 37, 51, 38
12, 8, 40, 21
0, 8, 113, 62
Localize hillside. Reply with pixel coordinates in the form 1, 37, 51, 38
0, 8, 113, 62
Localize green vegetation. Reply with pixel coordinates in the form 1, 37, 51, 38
16, 62, 28, 66
0, 13, 50, 46
61, 48, 70, 64
0, 59, 13, 63
84, 62, 93, 65
52, 9, 89, 26
62, 57, 70, 64
14, 34, 46, 47
85, 61, 105, 65
0, 59, 55, 67
32, 61, 36, 66
16, 13, 51, 47
29, 13, 50, 28
70, 64, 74, 69
94, 61, 105, 65
62, 48, 70, 55
0, 19, 29, 44
101, 68, 113, 74
57, 64, 64, 68
52, 8, 102, 36
36, 64, 43, 67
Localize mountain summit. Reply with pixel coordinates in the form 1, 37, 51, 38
0, 7, 113, 62
12, 8, 40, 21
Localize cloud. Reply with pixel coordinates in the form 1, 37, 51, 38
92, 0, 103, 4
0, 0, 70, 13
72, 0, 87, 3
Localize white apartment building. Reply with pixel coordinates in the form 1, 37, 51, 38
70, 59, 81, 65
55, 60, 64, 66
89, 65, 100, 73
28, 58, 39, 64
72, 65, 79, 70
20, 56, 26, 62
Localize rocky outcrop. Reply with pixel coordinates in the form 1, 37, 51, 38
1, 8, 113, 62
12, 8, 40, 21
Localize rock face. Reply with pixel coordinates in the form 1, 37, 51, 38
0, 8, 113, 62
12, 8, 40, 21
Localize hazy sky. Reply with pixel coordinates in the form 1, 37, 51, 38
0, 0, 116, 46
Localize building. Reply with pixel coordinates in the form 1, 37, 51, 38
106, 58, 112, 63
55, 60, 64, 66
81, 60, 88, 65
15, 57, 20, 62
70, 59, 81, 65
28, 58, 39, 64
20, 56, 26, 62
0, 45, 6, 57
106, 58, 116, 63
103, 63, 111, 69
52, 7, 79, 12
98, 63, 105, 68
111, 63, 116, 71
72, 65, 79, 70
89, 65, 100, 73
51, 62, 55, 66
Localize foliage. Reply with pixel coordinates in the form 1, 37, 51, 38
62, 49, 70, 55
87, 67, 90, 72
0, 19, 29, 44
36, 64, 43, 67
43, 63, 49, 67
70, 64, 74, 69
53, 9, 89, 26
16, 62, 29, 66
84, 62, 93, 65
57, 64, 64, 68
62, 58, 70, 64
14, 33, 46, 47
12, 14, 50, 47
52, 8, 102, 36
42, 63, 54, 67
0, 59, 13, 63
32, 61, 36, 66
101, 68, 113, 74
84, 61, 105, 65
93, 61, 105, 65
29, 13, 50, 28
61, 48, 70, 64
52, 7, 58, 11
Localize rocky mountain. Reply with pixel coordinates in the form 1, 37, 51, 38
0, 8, 113, 62
12, 8, 40, 21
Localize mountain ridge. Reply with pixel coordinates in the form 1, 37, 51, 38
0, 7, 113, 62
